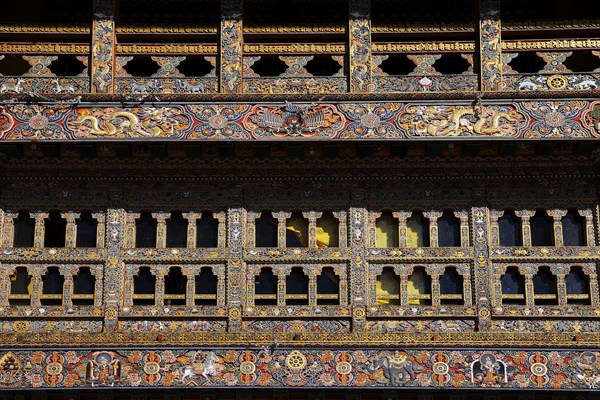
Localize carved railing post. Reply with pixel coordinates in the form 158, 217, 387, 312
349, 0, 372, 93
154, 269, 166, 306
30, 271, 42, 307
399, 270, 409, 306
183, 212, 199, 248
308, 269, 318, 306
246, 211, 261, 247
215, 212, 227, 248
33, 212, 48, 248
515, 210, 535, 247
473, 207, 492, 330
2, 212, 16, 247
185, 269, 195, 307
124, 213, 140, 248
103, 209, 125, 332
273, 212, 291, 248
548, 209, 567, 246
455, 211, 470, 247
92, 0, 115, 93
367, 211, 381, 247
522, 268, 535, 307
276, 269, 286, 307
423, 211, 442, 247
479, 0, 502, 91
220, 0, 243, 93
584, 266, 600, 307
62, 268, 74, 307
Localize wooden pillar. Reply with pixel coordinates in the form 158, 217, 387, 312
349, 0, 372, 92
515, 210, 535, 247
91, 0, 116, 93
276, 270, 286, 306
103, 208, 126, 332
548, 209, 567, 247
308, 270, 318, 306
455, 211, 470, 247
93, 213, 106, 248
489, 210, 504, 246
524, 270, 534, 307
220, 0, 243, 93
304, 211, 321, 248
124, 213, 139, 248
227, 202, 245, 331
334, 211, 348, 248
273, 212, 291, 248
479, 0, 502, 91
472, 207, 492, 330
349, 194, 367, 331
154, 213, 168, 248
215, 212, 227, 248
63, 270, 74, 307
183, 212, 200, 249
64, 212, 78, 248
246, 211, 261, 247
367, 212, 381, 247
423, 211, 442, 247
33, 212, 48, 248
579, 209, 595, 246
2, 212, 15, 247
393, 211, 411, 247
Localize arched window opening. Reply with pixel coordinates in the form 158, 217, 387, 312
9, 267, 31, 306
565, 266, 591, 305
13, 211, 35, 247
164, 267, 187, 305
563, 210, 586, 246
135, 212, 157, 248
284, 267, 307, 305
375, 212, 399, 248
166, 212, 188, 248
439, 267, 464, 305
41, 267, 64, 306
498, 210, 522, 246
72, 267, 95, 306
407, 211, 429, 247
255, 268, 277, 305
438, 210, 460, 247
195, 267, 218, 306
408, 267, 432, 305
316, 211, 339, 248
133, 267, 156, 306
286, 211, 308, 248
531, 209, 554, 246
376, 267, 400, 305
533, 266, 558, 305
501, 267, 526, 305
76, 211, 98, 248
44, 211, 66, 248
316, 267, 340, 305
255, 211, 277, 247
197, 212, 219, 248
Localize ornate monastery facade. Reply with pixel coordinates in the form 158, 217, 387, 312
1, 0, 600, 399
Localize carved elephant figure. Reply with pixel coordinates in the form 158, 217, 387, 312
362, 352, 424, 385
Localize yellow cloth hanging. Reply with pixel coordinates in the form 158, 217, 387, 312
376, 269, 399, 305
315, 227, 330, 248
408, 269, 427, 305
376, 216, 397, 247
407, 217, 424, 248
10, 270, 33, 295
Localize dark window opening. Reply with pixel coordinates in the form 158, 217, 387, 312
566, 266, 591, 305
533, 266, 558, 305
531, 210, 554, 246
508, 52, 546, 74
13, 211, 35, 247
9, 267, 31, 306
164, 267, 187, 305
133, 267, 156, 306
377, 267, 400, 305
48, 55, 86, 76
501, 267, 526, 305
407, 211, 430, 247
136, 212, 157, 248
197, 212, 219, 248
563, 51, 600, 73
434, 54, 471, 75
499, 210, 522, 246
249, 55, 288, 77
123, 57, 160, 77
305, 55, 343, 77
438, 211, 461, 247
378, 54, 416, 76
195, 267, 218, 306
166, 212, 188, 248
316, 211, 340, 248
255, 268, 277, 305
44, 211, 66, 248
408, 267, 432, 305
286, 267, 309, 305
376, 212, 399, 248
316, 267, 340, 305
0, 55, 31, 76
73, 267, 95, 306
177, 57, 215, 77
562, 210, 586, 246
286, 211, 308, 248
41, 267, 64, 306
439, 267, 464, 305
76, 212, 98, 248
255, 212, 278, 247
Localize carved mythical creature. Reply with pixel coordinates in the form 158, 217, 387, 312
179, 351, 220, 382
